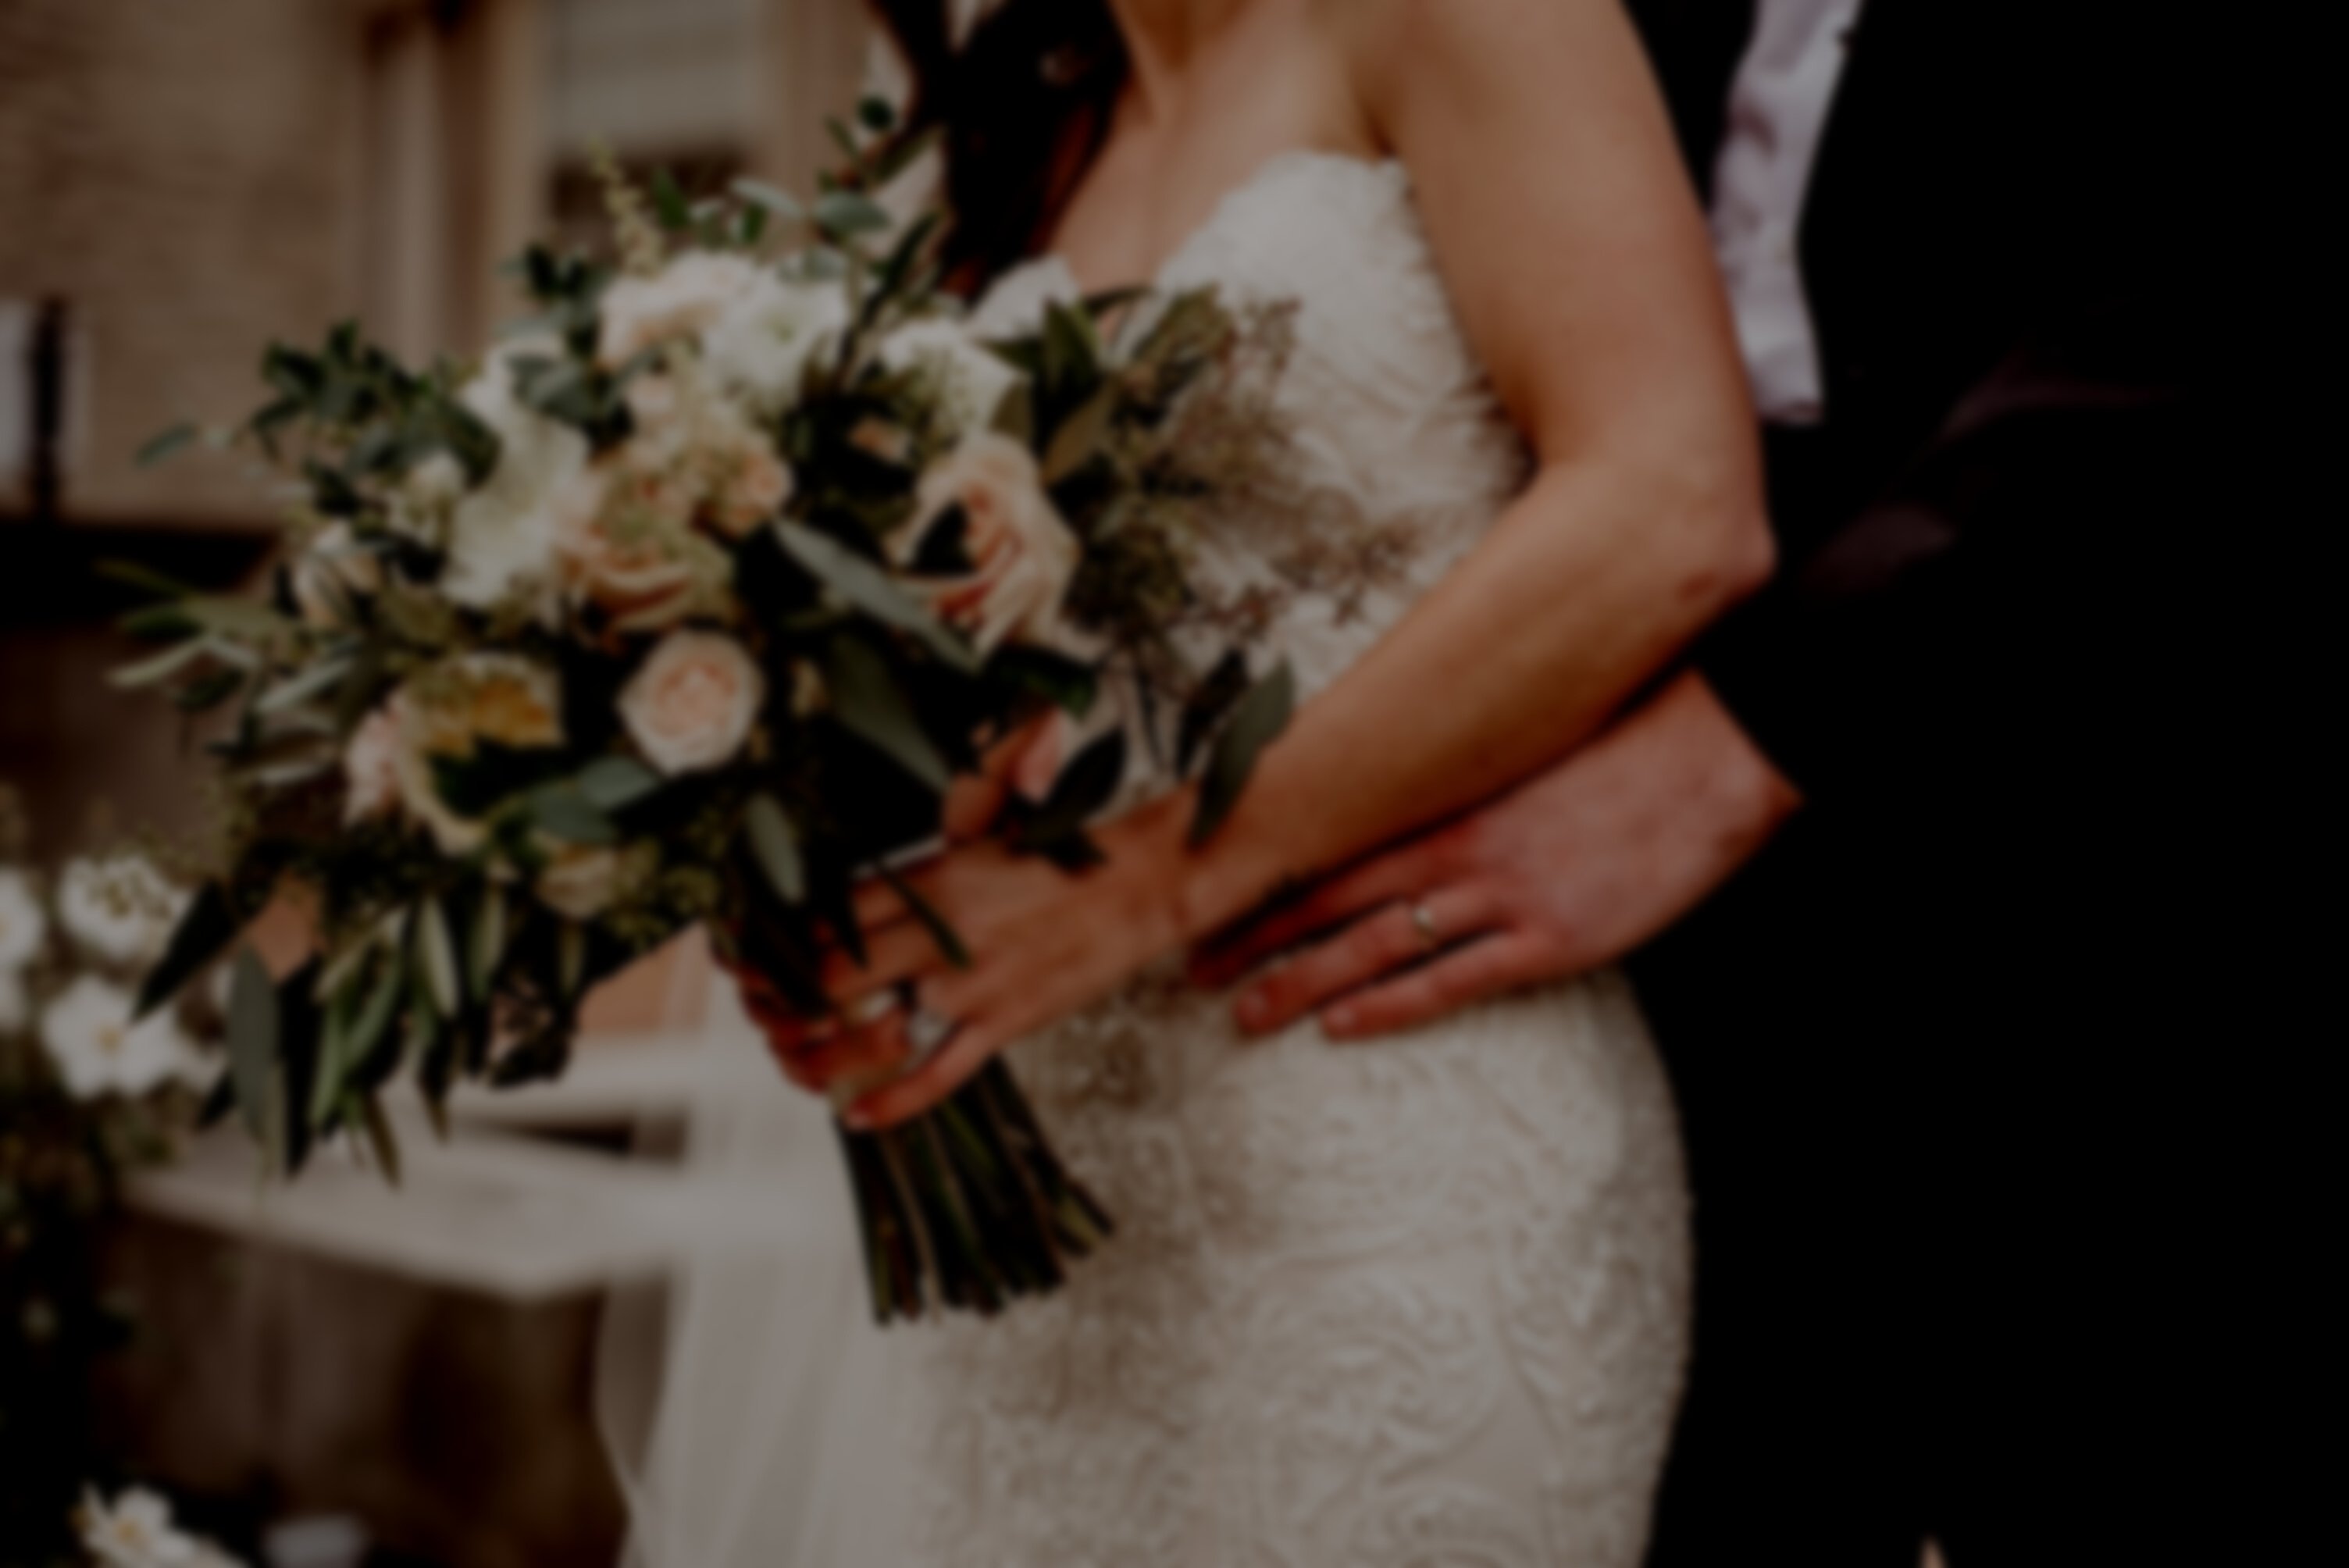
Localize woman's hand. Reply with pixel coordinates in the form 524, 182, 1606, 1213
750, 792, 1196, 1130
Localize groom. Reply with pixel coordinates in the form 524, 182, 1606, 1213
1203, 2, 2301, 1561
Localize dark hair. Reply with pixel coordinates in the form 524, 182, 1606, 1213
867, 2, 1130, 294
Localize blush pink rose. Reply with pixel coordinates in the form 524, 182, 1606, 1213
893, 433, 1082, 654
619, 630, 765, 775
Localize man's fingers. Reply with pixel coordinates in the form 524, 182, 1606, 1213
1232, 887, 1496, 1038
842, 1020, 996, 1131
1193, 840, 1449, 989
1319, 932, 1559, 1041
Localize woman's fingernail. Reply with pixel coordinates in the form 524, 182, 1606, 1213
1236, 991, 1269, 1030
840, 1106, 872, 1131
1324, 1005, 1356, 1038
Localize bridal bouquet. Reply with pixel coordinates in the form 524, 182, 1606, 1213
115, 125, 1297, 1320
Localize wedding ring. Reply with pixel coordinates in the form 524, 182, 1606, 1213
845, 990, 896, 1027
1409, 900, 1442, 948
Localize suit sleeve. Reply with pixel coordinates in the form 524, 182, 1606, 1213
1695, 287, 2232, 804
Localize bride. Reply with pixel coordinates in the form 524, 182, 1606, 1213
613, 1, 1766, 1563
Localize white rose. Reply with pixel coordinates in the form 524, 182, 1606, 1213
700, 269, 851, 415
715, 443, 795, 537
879, 316, 1025, 439
893, 432, 1082, 654
619, 630, 765, 776
386, 451, 468, 543
600, 251, 764, 366
342, 707, 403, 825
390, 654, 566, 855
535, 843, 626, 921
551, 469, 732, 634
445, 342, 589, 613
0, 866, 47, 971
40, 975, 206, 1099
291, 521, 383, 629
56, 854, 188, 969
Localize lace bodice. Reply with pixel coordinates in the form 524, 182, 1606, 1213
900, 152, 1691, 1568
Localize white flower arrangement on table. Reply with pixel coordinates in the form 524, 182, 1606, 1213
2, 789, 223, 1566
75, 1486, 245, 1568
114, 107, 1304, 1321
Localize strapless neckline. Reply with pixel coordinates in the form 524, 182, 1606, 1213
1010, 149, 1408, 301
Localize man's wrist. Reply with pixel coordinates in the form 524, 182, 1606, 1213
1677, 672, 1802, 833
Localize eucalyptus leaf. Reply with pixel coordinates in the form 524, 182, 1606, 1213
744, 793, 807, 904
109, 640, 210, 691
255, 655, 356, 715
731, 178, 805, 223
813, 190, 891, 239
344, 957, 405, 1085
576, 755, 661, 812
1042, 385, 1117, 486
528, 783, 620, 845
650, 168, 692, 230
415, 897, 462, 1017
134, 422, 200, 468
360, 1092, 403, 1187
136, 882, 237, 1021
469, 884, 508, 996
226, 948, 280, 1145
775, 521, 978, 672
820, 633, 951, 792
1189, 661, 1294, 846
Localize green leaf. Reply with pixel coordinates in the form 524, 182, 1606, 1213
1018, 730, 1126, 848
1189, 661, 1294, 847
558, 921, 588, 999
821, 633, 951, 792
136, 882, 238, 1021
879, 864, 969, 969
109, 639, 211, 691
134, 422, 199, 468
730, 178, 804, 223
360, 1092, 403, 1187
736, 202, 768, 248
1042, 384, 1117, 486
308, 996, 349, 1129
989, 383, 1035, 445
173, 667, 246, 714
1041, 301, 1101, 399
527, 783, 620, 845
857, 94, 898, 134
344, 957, 405, 1085
226, 948, 280, 1145
1177, 649, 1249, 775
255, 654, 356, 716
415, 897, 461, 1017
743, 793, 807, 904
990, 645, 1098, 716
775, 521, 978, 672
576, 755, 661, 812
650, 167, 692, 230
469, 883, 508, 996
813, 190, 891, 239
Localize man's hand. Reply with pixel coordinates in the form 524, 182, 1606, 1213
1191, 673, 1801, 1039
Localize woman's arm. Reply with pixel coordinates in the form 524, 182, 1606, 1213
787, 0, 1769, 1125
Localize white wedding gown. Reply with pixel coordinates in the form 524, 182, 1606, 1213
607, 151, 1691, 1568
